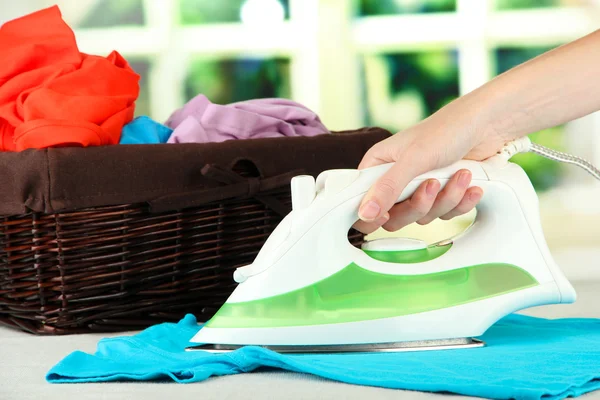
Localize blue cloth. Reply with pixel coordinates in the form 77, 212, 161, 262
119, 116, 173, 145
46, 314, 600, 400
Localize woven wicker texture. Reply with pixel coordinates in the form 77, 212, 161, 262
0, 130, 392, 335
0, 182, 363, 335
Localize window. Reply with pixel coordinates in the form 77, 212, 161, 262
359, 0, 456, 16
363, 50, 459, 131
496, 0, 592, 10
5, 0, 600, 277
180, 0, 291, 24
184, 58, 291, 105
77, 0, 145, 27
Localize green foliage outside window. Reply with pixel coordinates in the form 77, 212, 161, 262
496, 46, 564, 191
387, 51, 459, 117
185, 58, 291, 104
496, 0, 569, 10
77, 0, 570, 191
180, 0, 290, 24
359, 0, 455, 16
78, 0, 144, 27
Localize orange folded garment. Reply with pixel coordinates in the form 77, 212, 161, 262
0, 6, 140, 152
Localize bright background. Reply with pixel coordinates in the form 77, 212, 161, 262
3, 0, 600, 279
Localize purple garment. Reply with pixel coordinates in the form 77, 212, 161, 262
165, 95, 329, 144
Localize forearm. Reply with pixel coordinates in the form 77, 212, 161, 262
455, 29, 600, 141
358, 30, 600, 229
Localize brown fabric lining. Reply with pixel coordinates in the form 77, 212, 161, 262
0, 127, 390, 215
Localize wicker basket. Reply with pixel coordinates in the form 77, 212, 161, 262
0, 128, 390, 334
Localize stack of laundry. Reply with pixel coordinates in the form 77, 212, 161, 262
0, 6, 330, 153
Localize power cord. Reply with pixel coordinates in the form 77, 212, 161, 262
499, 136, 600, 181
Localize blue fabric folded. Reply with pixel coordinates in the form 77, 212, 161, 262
120, 116, 173, 145
46, 314, 600, 400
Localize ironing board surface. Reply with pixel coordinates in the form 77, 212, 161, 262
2, 280, 600, 400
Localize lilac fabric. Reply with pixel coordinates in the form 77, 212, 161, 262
165, 95, 329, 144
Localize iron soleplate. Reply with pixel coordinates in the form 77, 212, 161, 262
185, 337, 484, 354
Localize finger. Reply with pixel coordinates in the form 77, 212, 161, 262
440, 187, 483, 220
417, 170, 471, 225
353, 213, 390, 234
358, 161, 423, 222
382, 179, 440, 232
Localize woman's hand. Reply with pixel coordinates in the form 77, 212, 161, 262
354, 29, 600, 234
354, 98, 511, 234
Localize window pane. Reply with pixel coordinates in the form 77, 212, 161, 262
495, 46, 565, 191
510, 128, 564, 191
496, 46, 557, 75
76, 0, 144, 28
359, 0, 456, 16
180, 0, 290, 25
184, 58, 290, 105
363, 51, 459, 132
129, 59, 151, 118
496, 0, 590, 10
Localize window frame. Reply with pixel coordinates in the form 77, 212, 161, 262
7, 0, 600, 270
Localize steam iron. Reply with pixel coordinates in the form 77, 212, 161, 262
187, 139, 586, 354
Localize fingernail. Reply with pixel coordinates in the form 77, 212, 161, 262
426, 180, 439, 197
470, 190, 482, 201
459, 171, 471, 187
359, 201, 381, 221
376, 213, 390, 226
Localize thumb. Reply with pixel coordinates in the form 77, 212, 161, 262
358, 139, 395, 170
357, 130, 443, 222
358, 160, 424, 222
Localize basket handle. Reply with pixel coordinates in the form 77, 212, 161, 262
148, 163, 303, 215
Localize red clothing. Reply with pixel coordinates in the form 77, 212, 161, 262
0, 6, 140, 151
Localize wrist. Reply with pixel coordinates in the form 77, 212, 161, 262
421, 90, 492, 147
